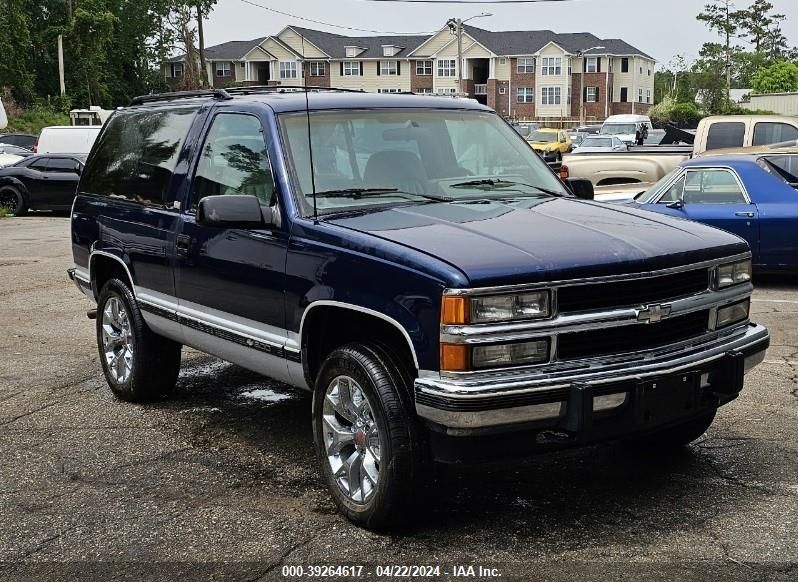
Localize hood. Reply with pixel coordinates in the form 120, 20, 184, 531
530, 141, 557, 150
327, 197, 749, 287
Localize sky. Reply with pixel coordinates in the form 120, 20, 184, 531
203, 0, 798, 67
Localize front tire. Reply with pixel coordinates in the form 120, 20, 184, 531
0, 186, 27, 216
96, 278, 182, 402
312, 343, 426, 529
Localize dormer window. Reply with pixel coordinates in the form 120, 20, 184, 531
345, 46, 362, 58
382, 45, 403, 57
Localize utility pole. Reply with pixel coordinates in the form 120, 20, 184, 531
197, 3, 209, 88
58, 35, 66, 97
447, 13, 492, 96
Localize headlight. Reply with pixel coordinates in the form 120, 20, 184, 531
441, 291, 552, 325
472, 339, 549, 369
715, 259, 752, 289
471, 291, 551, 323
716, 299, 750, 328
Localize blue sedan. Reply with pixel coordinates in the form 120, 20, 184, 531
624, 153, 798, 271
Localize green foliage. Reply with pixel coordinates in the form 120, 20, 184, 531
0, 0, 35, 103
649, 97, 703, 128
751, 61, 798, 94
4, 101, 70, 134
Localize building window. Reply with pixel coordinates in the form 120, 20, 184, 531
646, 89, 651, 104
586, 57, 598, 73
541, 86, 561, 105
621, 58, 629, 73
382, 46, 399, 57
416, 60, 432, 75
380, 60, 398, 76
437, 88, 457, 94
499, 57, 506, 65
568, 60, 572, 76
414, 88, 432, 94
215, 62, 231, 77
586, 86, 598, 102
638, 88, 644, 102
620, 87, 628, 102
377, 88, 401, 93
567, 87, 572, 105
541, 57, 561, 76
309, 61, 326, 76
517, 58, 535, 74
640, 66, 643, 75
609, 59, 613, 73
345, 46, 360, 58
343, 61, 361, 76
499, 86, 506, 95
437, 59, 456, 77
517, 88, 534, 103
648, 68, 651, 76
169, 62, 184, 78
280, 61, 297, 79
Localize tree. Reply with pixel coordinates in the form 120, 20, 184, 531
697, 1, 747, 104
751, 61, 798, 94
737, 0, 784, 51
0, 0, 35, 103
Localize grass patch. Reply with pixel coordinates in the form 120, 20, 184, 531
0, 207, 10, 218
4, 107, 70, 135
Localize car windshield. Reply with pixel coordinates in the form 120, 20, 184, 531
634, 168, 681, 201
529, 130, 556, 142
581, 138, 613, 148
279, 109, 568, 216
601, 123, 637, 135
759, 155, 798, 187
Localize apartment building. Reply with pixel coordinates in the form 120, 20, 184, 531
165, 24, 655, 121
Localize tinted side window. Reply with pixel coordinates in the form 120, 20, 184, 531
705, 122, 745, 151
752, 122, 798, 146
46, 158, 80, 173
191, 113, 275, 208
81, 107, 197, 205
29, 158, 49, 171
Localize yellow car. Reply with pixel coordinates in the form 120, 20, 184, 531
527, 128, 572, 161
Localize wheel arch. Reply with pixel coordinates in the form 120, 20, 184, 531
89, 251, 136, 301
299, 301, 420, 389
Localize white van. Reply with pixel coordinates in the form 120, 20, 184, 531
600, 114, 652, 146
36, 126, 102, 155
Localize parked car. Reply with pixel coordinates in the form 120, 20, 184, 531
600, 114, 653, 146
572, 135, 628, 154
568, 131, 589, 148
0, 133, 37, 150
565, 115, 798, 186
574, 124, 602, 135
527, 128, 572, 160
68, 89, 768, 529
510, 122, 540, 138
619, 152, 798, 271
0, 144, 33, 157
0, 154, 85, 215
0, 152, 23, 169
36, 125, 101, 155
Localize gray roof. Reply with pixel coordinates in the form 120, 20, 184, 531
172, 24, 653, 63
288, 26, 427, 59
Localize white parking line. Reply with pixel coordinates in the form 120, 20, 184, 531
752, 299, 798, 304
763, 360, 798, 365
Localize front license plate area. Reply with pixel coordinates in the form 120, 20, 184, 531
634, 372, 701, 427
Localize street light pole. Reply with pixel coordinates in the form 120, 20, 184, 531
575, 45, 605, 125
447, 13, 491, 95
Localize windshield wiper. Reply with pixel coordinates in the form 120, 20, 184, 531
449, 179, 566, 197
313, 188, 449, 202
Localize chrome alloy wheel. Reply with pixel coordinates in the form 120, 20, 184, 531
322, 375, 382, 503
101, 296, 134, 384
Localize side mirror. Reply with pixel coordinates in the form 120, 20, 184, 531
197, 195, 266, 229
666, 199, 684, 210
566, 177, 594, 200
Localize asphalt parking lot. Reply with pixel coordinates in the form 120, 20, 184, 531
1, 217, 796, 582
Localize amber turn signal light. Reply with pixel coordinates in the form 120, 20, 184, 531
441, 295, 469, 325
559, 164, 570, 181
440, 343, 469, 372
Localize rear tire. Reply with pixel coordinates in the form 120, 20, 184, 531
0, 186, 27, 216
96, 278, 182, 402
312, 343, 427, 530
638, 410, 717, 448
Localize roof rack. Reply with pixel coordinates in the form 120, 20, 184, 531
224, 85, 366, 95
129, 89, 233, 106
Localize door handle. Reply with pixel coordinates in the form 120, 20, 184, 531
175, 234, 191, 254
735, 212, 755, 218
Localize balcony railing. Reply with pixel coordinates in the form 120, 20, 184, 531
474, 83, 487, 95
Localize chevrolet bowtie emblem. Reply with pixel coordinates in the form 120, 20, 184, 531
636, 304, 672, 324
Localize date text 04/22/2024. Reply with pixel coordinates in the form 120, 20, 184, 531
280, 565, 503, 577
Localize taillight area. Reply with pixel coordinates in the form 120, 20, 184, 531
559, 164, 569, 181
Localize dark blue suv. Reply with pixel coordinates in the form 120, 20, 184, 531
69, 88, 769, 529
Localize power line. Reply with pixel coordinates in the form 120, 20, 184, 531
357, 0, 575, 3
236, 0, 438, 35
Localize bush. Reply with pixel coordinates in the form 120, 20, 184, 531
4, 100, 70, 135
649, 97, 703, 128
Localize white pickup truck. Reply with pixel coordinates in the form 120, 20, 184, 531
564, 115, 798, 186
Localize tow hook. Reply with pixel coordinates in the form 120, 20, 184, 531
87, 309, 97, 320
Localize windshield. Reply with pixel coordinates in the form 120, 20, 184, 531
528, 130, 556, 142
580, 137, 613, 148
758, 155, 798, 186
279, 109, 568, 216
634, 168, 681, 201
601, 123, 637, 136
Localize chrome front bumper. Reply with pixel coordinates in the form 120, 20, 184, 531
415, 323, 769, 432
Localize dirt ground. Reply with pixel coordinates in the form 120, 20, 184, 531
1, 217, 796, 581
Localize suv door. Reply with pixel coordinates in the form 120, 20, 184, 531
174, 110, 293, 384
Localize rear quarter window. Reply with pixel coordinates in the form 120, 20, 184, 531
80, 107, 197, 205
752, 122, 798, 146
705, 122, 745, 151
